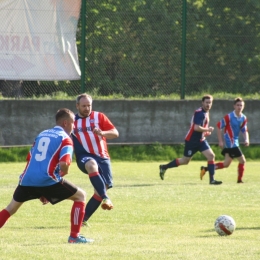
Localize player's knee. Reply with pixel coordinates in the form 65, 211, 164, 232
85, 159, 98, 172
182, 157, 190, 165
208, 154, 215, 161
75, 188, 86, 202
241, 158, 246, 164
224, 162, 232, 168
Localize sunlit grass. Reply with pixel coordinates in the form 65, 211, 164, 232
0, 161, 260, 259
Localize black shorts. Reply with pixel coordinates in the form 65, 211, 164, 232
13, 179, 78, 205
221, 147, 243, 159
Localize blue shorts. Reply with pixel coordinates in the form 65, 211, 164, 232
76, 153, 113, 189
184, 140, 211, 157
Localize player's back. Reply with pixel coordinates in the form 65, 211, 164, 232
19, 126, 71, 187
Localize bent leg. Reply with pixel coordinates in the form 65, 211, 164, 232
0, 199, 23, 228
68, 187, 86, 238
237, 155, 246, 183
84, 193, 102, 222
85, 159, 108, 200
202, 148, 221, 184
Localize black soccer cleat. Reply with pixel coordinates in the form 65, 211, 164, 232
210, 180, 222, 185
159, 165, 167, 180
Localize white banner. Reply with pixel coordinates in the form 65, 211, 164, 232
0, 0, 81, 80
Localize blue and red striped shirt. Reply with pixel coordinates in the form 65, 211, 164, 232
19, 126, 73, 186
216, 111, 248, 148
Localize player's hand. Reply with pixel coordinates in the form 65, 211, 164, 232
218, 141, 224, 149
244, 140, 249, 147
93, 128, 103, 136
39, 196, 49, 205
208, 126, 214, 132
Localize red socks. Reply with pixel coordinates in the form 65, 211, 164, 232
70, 201, 85, 238
238, 163, 245, 182
0, 209, 10, 228
215, 162, 224, 170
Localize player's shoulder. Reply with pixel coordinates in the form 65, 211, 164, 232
93, 110, 105, 116
223, 112, 232, 119
50, 126, 70, 139
92, 111, 108, 120
194, 107, 204, 117
194, 107, 203, 113
241, 113, 247, 119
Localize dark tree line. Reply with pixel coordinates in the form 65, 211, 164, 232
78, 0, 260, 97
3, 1, 259, 98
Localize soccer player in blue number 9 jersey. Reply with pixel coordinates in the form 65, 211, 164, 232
0, 108, 93, 244
159, 95, 222, 185
200, 97, 249, 183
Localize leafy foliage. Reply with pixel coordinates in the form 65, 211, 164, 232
0, 144, 257, 162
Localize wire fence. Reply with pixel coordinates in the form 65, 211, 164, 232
0, 0, 259, 99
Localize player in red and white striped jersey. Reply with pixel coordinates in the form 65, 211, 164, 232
72, 93, 119, 225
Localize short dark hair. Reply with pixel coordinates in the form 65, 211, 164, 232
234, 97, 244, 105
76, 93, 92, 104
55, 108, 74, 123
202, 94, 213, 102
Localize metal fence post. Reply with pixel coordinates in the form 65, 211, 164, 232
180, 0, 187, 99
80, 1, 87, 93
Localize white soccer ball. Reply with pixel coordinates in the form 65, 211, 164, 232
214, 215, 236, 236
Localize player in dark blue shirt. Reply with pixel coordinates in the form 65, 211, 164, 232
159, 95, 222, 185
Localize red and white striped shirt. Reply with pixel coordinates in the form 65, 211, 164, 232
73, 111, 115, 159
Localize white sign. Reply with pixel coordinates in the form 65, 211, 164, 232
0, 0, 81, 80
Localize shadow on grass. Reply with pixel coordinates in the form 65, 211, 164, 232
203, 226, 260, 235
116, 182, 198, 188
236, 227, 260, 230
7, 225, 67, 230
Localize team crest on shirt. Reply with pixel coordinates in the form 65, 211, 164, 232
90, 119, 95, 123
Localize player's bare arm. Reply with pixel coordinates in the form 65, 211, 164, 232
194, 124, 214, 133
243, 131, 249, 146
216, 127, 224, 149
93, 128, 119, 139
59, 161, 70, 176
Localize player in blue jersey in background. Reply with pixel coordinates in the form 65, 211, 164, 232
0, 108, 93, 244
159, 94, 222, 185
200, 97, 249, 183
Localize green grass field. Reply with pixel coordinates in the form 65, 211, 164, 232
0, 161, 260, 260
